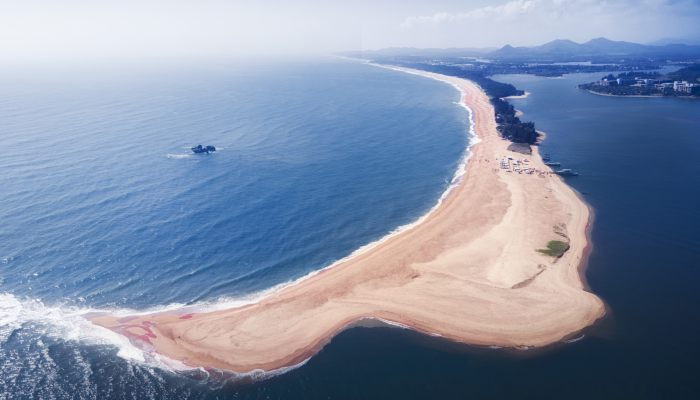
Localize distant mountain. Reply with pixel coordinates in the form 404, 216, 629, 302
489, 37, 700, 60
534, 39, 582, 53
344, 37, 700, 62
648, 37, 700, 46
580, 37, 648, 53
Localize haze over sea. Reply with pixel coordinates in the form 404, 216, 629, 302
1, 59, 699, 399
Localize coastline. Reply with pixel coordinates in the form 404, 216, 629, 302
581, 88, 700, 99
503, 91, 531, 100
91, 67, 605, 374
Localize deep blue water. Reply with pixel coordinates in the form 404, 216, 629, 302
0, 60, 466, 309
1, 63, 699, 399
0, 59, 470, 398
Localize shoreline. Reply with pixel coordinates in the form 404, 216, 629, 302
581, 88, 700, 99
503, 91, 531, 100
91, 67, 605, 375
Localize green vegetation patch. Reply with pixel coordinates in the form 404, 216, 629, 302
537, 240, 570, 258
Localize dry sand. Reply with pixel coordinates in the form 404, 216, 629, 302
91, 68, 605, 373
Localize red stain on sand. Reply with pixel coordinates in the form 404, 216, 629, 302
118, 321, 158, 345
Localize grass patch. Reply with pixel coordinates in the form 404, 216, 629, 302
537, 240, 570, 258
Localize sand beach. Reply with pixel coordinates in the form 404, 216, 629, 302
91, 68, 605, 373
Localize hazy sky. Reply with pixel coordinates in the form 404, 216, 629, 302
1, 0, 699, 63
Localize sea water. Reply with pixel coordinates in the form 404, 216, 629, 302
0, 59, 469, 398
2, 61, 700, 399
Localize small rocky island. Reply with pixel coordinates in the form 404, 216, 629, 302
191, 144, 216, 154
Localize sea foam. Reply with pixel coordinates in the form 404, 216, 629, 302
0, 293, 145, 363
0, 290, 313, 381
165, 153, 193, 159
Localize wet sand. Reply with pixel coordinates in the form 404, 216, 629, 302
91, 68, 605, 373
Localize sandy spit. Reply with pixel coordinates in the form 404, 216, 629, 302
92, 68, 605, 373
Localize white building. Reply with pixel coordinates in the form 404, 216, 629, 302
673, 81, 697, 94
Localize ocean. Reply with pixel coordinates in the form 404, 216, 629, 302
1, 60, 699, 399
0, 59, 469, 398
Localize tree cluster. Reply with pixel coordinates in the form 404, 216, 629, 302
392, 62, 540, 144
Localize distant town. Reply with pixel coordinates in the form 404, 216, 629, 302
579, 65, 700, 97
